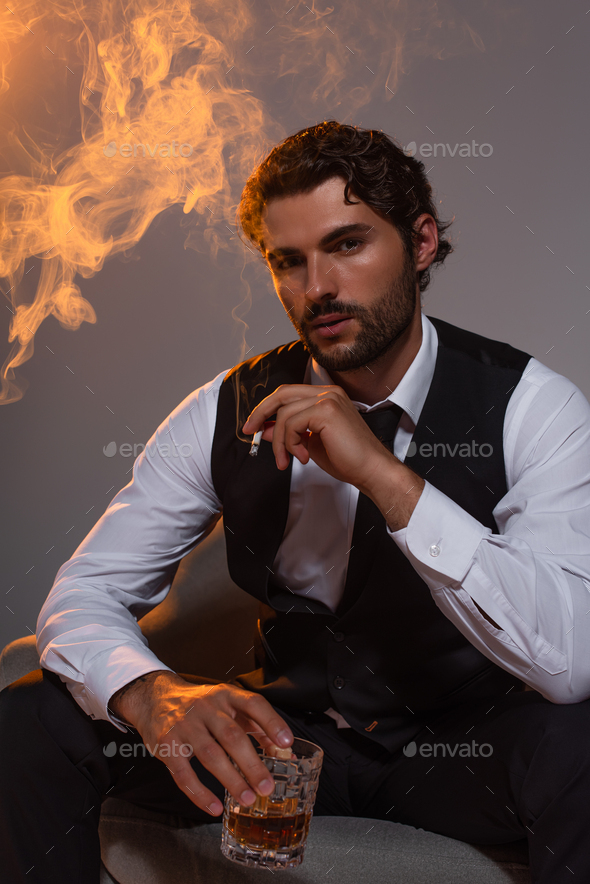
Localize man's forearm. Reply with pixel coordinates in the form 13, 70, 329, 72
361, 455, 425, 531
108, 669, 175, 725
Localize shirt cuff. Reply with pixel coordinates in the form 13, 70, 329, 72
78, 645, 174, 731
387, 480, 488, 589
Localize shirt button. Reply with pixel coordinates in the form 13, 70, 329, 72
333, 676, 345, 689
429, 544, 441, 557
333, 632, 345, 642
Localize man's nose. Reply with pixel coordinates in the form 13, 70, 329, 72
304, 252, 338, 304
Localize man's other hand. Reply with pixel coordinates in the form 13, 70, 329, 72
242, 384, 424, 531
242, 383, 394, 493
108, 671, 293, 816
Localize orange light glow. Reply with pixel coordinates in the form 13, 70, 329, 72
0, 0, 483, 404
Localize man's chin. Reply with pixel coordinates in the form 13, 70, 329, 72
303, 335, 366, 373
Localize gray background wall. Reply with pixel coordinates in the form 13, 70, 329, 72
1, 0, 588, 651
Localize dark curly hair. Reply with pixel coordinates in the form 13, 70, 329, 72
238, 120, 453, 293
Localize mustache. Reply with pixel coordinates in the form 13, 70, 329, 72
303, 302, 364, 324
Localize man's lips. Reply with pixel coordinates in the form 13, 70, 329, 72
310, 314, 354, 338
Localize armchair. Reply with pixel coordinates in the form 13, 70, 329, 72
0, 520, 530, 883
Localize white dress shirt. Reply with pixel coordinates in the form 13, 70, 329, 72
37, 313, 590, 732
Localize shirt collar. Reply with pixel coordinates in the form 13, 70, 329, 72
308, 311, 438, 428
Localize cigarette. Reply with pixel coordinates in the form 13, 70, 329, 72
249, 429, 263, 457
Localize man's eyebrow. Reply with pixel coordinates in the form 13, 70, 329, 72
266, 222, 375, 262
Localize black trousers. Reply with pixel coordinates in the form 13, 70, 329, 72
1, 669, 590, 884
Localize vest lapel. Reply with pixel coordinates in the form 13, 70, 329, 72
213, 341, 310, 606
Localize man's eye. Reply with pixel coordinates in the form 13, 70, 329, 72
276, 256, 301, 271
273, 240, 362, 271
337, 238, 362, 253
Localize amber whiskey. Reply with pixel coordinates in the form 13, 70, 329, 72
226, 794, 311, 851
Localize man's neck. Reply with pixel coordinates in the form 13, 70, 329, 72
326, 307, 423, 406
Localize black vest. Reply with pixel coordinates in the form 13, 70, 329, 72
211, 316, 532, 752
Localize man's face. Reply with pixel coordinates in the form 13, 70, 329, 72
261, 176, 419, 373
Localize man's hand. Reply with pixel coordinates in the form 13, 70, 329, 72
242, 384, 424, 530
243, 384, 390, 488
109, 671, 293, 816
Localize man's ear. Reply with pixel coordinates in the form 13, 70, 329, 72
413, 214, 438, 273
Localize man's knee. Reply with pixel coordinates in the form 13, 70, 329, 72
0, 670, 54, 776
507, 694, 590, 778
0, 668, 46, 723
0, 667, 93, 753
546, 698, 590, 751
524, 694, 590, 739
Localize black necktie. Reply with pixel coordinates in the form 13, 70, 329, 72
335, 403, 404, 618
359, 404, 403, 452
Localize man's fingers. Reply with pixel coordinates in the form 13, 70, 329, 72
230, 691, 293, 750
145, 685, 294, 816
274, 399, 338, 469
241, 717, 280, 751
243, 385, 308, 433
243, 384, 343, 434
252, 397, 324, 468
260, 420, 276, 443
164, 755, 224, 816
259, 416, 311, 470
200, 693, 294, 800
163, 731, 268, 813
201, 714, 276, 801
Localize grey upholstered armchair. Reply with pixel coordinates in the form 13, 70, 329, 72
0, 520, 530, 883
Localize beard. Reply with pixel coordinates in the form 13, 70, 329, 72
289, 246, 418, 373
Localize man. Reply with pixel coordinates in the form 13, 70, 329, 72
1, 121, 590, 883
